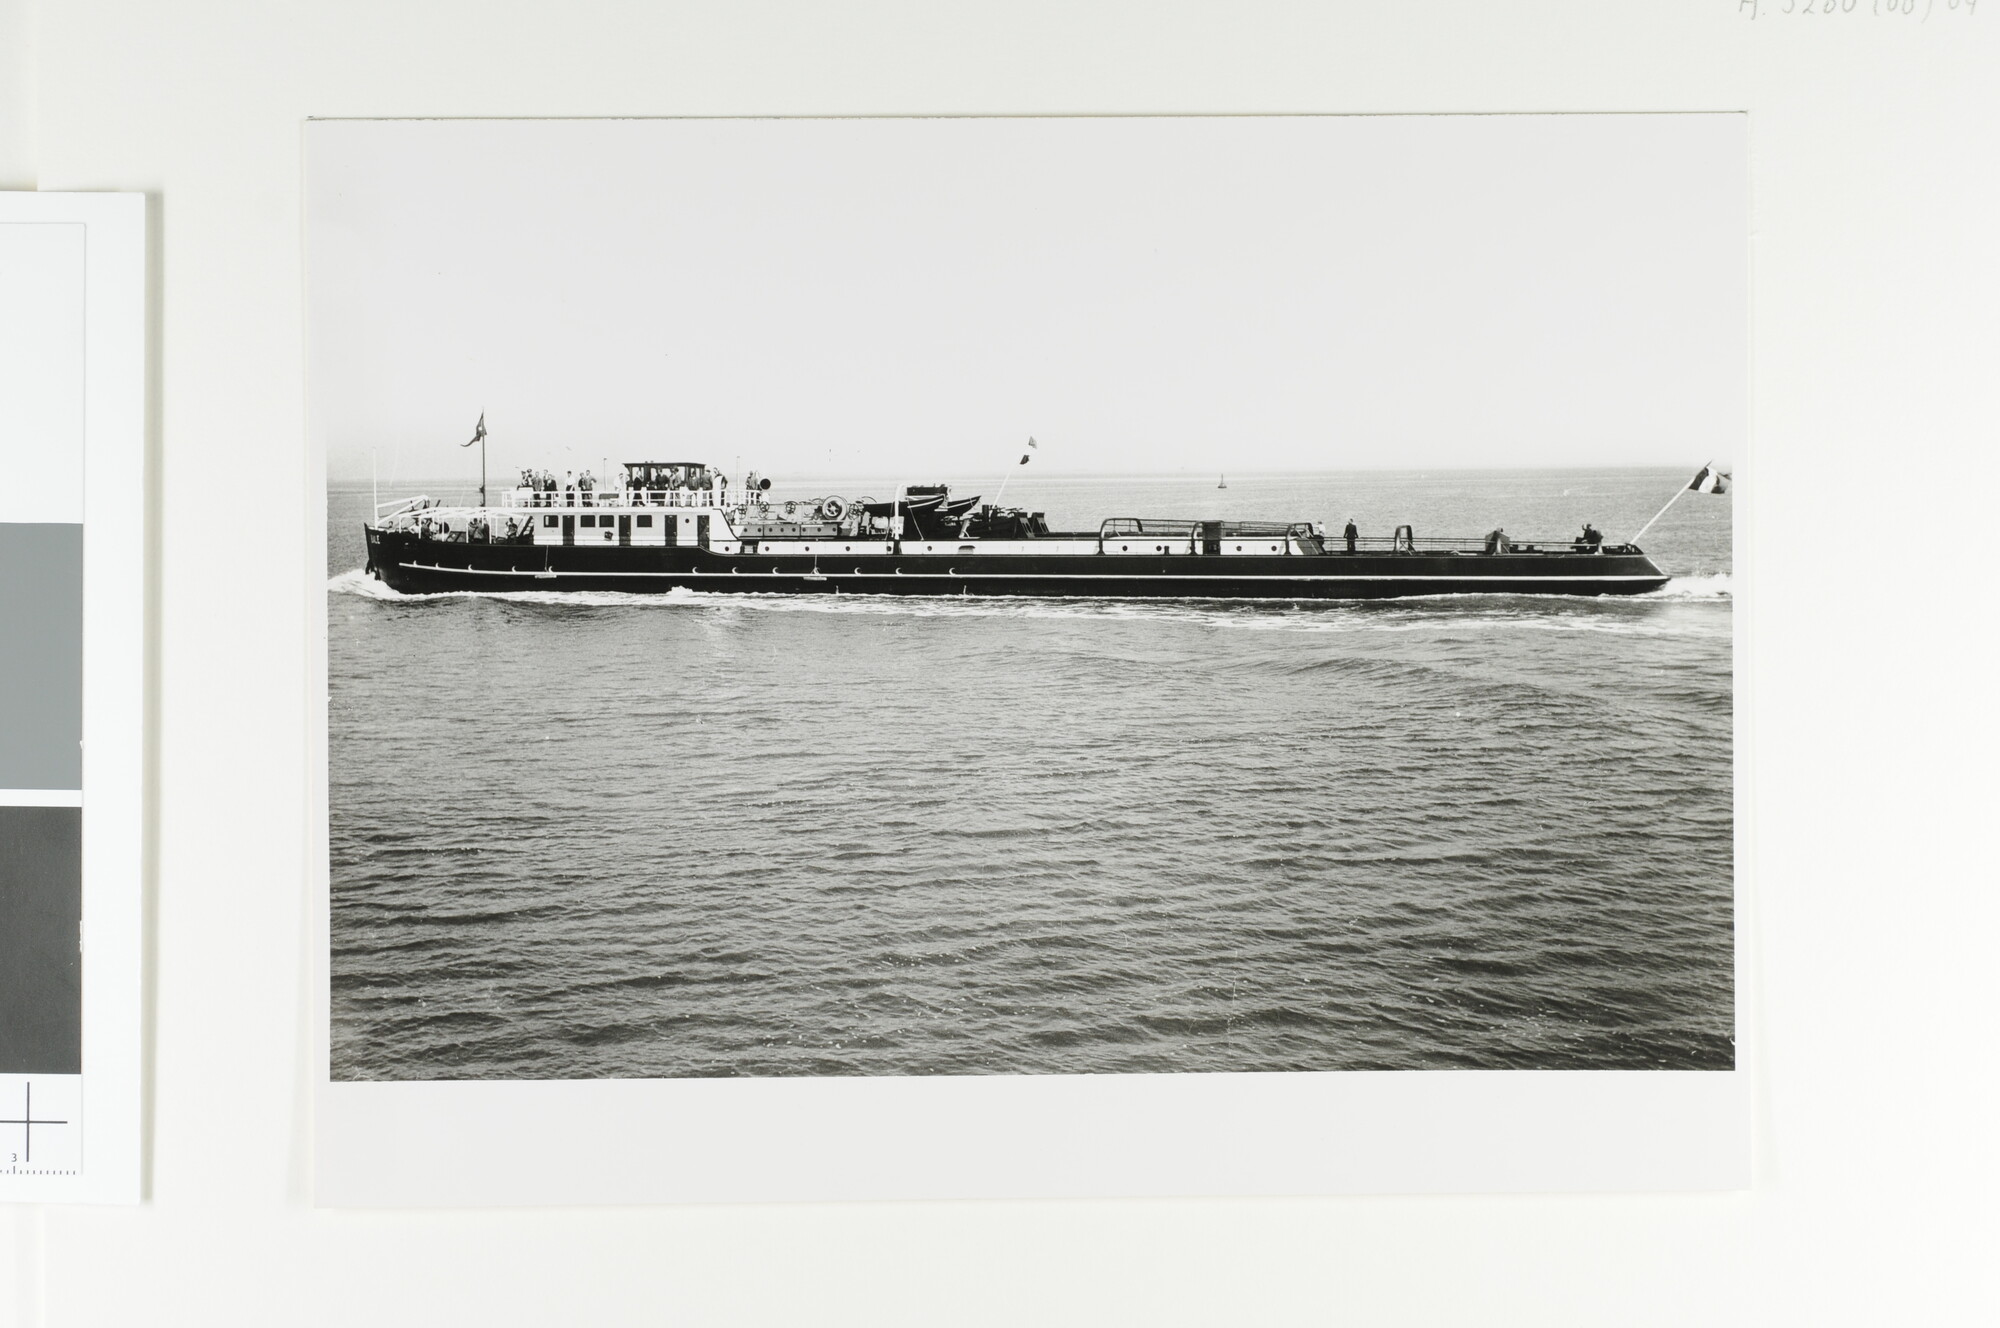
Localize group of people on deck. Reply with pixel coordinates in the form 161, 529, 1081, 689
517, 469, 596, 503
1480, 524, 1606, 553
1324, 519, 1604, 555
513, 466, 726, 505
627, 470, 719, 495
1298, 518, 1615, 555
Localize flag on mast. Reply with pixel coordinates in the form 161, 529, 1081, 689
462, 412, 486, 447
993, 437, 1037, 508
1628, 460, 1731, 544
1688, 463, 1729, 494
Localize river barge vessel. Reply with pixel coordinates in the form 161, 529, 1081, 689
362, 460, 1672, 599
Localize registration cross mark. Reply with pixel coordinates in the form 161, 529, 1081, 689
0, 1083, 69, 1164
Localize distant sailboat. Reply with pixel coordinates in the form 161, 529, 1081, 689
1218, 473, 1228, 489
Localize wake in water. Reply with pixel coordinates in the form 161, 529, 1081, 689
328, 567, 704, 606
1643, 573, 1732, 600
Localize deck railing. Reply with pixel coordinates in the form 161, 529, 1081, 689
373, 488, 733, 525
499, 487, 723, 510
1333, 534, 1633, 554
370, 494, 1633, 555
1091, 519, 1628, 555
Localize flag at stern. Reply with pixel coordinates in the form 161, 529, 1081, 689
1688, 463, 1729, 494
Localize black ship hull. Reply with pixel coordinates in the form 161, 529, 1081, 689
365, 528, 1671, 599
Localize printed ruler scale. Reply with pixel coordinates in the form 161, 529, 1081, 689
0, 1079, 81, 1177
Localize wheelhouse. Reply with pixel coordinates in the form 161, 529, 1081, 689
623, 461, 714, 492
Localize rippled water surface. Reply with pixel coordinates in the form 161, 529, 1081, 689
328, 468, 1733, 1079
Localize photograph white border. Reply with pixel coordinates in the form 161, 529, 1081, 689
317, 1068, 1748, 1206
305, 119, 1748, 1207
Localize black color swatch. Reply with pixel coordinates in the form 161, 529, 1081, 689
0, 806, 83, 1074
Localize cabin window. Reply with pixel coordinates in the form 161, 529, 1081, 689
581, 514, 597, 527
542, 515, 557, 528
636, 515, 653, 527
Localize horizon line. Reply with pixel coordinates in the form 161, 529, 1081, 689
327, 460, 1715, 485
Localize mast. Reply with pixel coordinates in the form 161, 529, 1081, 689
462, 411, 489, 506
1628, 461, 1712, 546
993, 437, 1033, 510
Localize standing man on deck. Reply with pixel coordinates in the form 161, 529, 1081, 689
1344, 517, 1359, 553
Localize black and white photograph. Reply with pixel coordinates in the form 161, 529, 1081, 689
25, 0, 2000, 1314
314, 115, 1740, 1084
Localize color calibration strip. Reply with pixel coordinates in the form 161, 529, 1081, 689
1, 215, 88, 1178
1, 195, 142, 1204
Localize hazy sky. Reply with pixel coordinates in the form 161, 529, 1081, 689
307, 115, 1744, 484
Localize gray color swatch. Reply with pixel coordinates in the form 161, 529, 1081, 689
0, 805, 83, 1074
0, 523, 83, 790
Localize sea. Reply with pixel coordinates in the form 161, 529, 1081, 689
327, 467, 1733, 1080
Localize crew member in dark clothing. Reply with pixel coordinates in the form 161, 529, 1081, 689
1484, 527, 1509, 554
1343, 518, 1358, 553
1577, 523, 1604, 551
